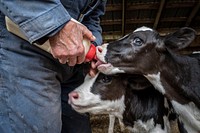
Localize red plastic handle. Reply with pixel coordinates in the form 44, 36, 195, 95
85, 44, 96, 62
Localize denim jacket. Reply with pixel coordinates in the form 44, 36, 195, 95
0, 0, 106, 45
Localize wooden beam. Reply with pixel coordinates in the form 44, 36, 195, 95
105, 1, 196, 12
126, 19, 154, 24
100, 17, 187, 26
101, 20, 121, 25
185, 1, 200, 26
153, 0, 165, 29
160, 17, 187, 22
102, 28, 200, 38
126, 2, 159, 10
106, 4, 121, 11
103, 34, 122, 41
122, 0, 126, 36
166, 1, 197, 8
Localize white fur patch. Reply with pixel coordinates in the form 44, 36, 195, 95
98, 63, 125, 75
172, 101, 200, 133
128, 117, 169, 133
96, 43, 108, 63
69, 73, 125, 116
144, 72, 166, 94
69, 74, 101, 111
127, 118, 154, 133
117, 34, 129, 41
134, 26, 153, 32
192, 51, 200, 54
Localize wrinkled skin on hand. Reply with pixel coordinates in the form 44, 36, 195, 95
49, 20, 96, 66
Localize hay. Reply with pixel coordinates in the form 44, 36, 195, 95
90, 114, 179, 133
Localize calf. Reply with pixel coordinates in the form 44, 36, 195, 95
68, 73, 171, 133
96, 27, 200, 133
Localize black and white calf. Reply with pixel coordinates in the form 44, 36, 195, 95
96, 27, 200, 133
68, 73, 171, 133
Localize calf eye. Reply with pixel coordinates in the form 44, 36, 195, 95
133, 37, 143, 46
101, 76, 112, 83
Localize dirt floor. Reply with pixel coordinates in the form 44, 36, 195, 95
90, 114, 180, 133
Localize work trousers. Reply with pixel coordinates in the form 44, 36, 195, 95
0, 14, 91, 133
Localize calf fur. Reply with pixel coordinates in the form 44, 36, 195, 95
96, 27, 200, 133
68, 73, 171, 133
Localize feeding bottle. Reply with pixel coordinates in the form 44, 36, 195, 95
83, 38, 97, 62
5, 16, 97, 62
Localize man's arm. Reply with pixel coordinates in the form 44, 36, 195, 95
0, 0, 71, 43
0, 1, 96, 66
82, 0, 107, 46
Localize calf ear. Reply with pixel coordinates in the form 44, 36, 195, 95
164, 27, 196, 51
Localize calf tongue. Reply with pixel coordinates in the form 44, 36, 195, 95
95, 60, 104, 67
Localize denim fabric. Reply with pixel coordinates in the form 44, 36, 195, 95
0, 0, 107, 132
0, 0, 107, 45
0, 13, 74, 133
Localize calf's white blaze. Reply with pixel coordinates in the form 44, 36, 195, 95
69, 74, 100, 107
134, 26, 153, 32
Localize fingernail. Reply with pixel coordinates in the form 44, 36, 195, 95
92, 36, 96, 40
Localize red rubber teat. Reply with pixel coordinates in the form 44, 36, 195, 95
85, 44, 96, 62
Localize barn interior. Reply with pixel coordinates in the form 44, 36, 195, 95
100, 0, 200, 53
91, 0, 200, 132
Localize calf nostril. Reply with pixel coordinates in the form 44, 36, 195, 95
97, 46, 103, 53
69, 91, 79, 100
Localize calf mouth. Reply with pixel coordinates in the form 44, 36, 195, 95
95, 60, 112, 70
69, 102, 100, 113
95, 57, 125, 75
95, 54, 115, 74
95, 45, 113, 71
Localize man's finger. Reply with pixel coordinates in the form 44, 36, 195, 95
68, 57, 77, 66
77, 55, 85, 64
91, 61, 97, 69
58, 58, 67, 64
89, 69, 97, 77
82, 28, 96, 41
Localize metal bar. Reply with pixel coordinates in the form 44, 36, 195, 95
122, 0, 125, 36
153, 0, 165, 29
185, 1, 200, 26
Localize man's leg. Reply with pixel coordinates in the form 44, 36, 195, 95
0, 15, 70, 132
61, 65, 92, 133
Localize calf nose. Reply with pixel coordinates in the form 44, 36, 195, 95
97, 46, 103, 53
68, 91, 79, 101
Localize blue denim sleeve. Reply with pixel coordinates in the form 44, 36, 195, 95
0, 1, 71, 43
82, 1, 107, 46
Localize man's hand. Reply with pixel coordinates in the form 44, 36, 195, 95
49, 19, 96, 66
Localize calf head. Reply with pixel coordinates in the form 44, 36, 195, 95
68, 73, 126, 115
96, 27, 196, 75
68, 73, 151, 115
